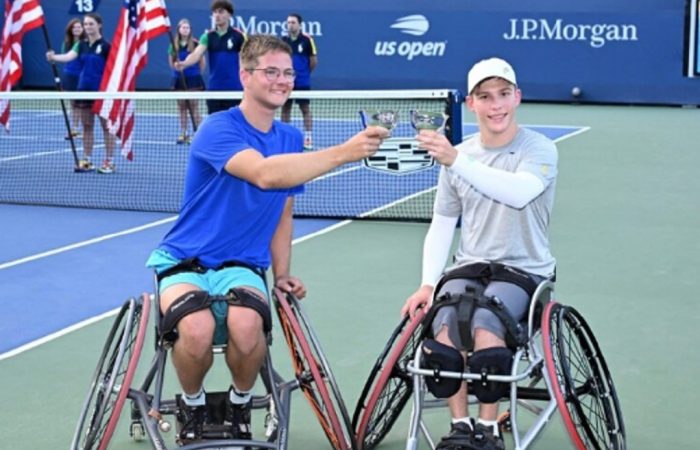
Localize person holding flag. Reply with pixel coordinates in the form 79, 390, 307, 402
60, 18, 84, 140
168, 18, 204, 145
47, 13, 116, 174
95, 0, 170, 163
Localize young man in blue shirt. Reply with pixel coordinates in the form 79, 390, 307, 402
175, 0, 246, 114
280, 13, 317, 150
148, 34, 389, 444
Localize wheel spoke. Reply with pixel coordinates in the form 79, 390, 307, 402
543, 303, 625, 450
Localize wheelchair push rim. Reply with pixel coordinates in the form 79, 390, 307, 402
353, 308, 427, 450
71, 294, 150, 450
273, 288, 356, 450
542, 302, 626, 450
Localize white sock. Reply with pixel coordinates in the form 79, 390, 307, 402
451, 417, 474, 430
477, 418, 500, 437
182, 387, 206, 407
229, 383, 251, 405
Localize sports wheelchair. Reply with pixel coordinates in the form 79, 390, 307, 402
353, 269, 625, 450
70, 273, 357, 450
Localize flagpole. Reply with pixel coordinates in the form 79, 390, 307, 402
167, 31, 197, 134
40, 24, 80, 169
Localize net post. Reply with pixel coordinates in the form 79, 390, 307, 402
446, 89, 463, 145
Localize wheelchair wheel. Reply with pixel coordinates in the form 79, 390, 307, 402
273, 288, 355, 450
542, 302, 626, 450
353, 308, 427, 450
71, 294, 151, 450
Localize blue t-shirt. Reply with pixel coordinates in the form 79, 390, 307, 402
158, 107, 304, 269
282, 33, 316, 88
61, 41, 83, 76
169, 40, 202, 78
74, 38, 110, 91
201, 27, 246, 90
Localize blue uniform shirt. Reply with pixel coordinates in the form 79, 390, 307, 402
169, 41, 202, 78
200, 28, 246, 90
158, 108, 305, 269
62, 41, 83, 76
282, 33, 316, 88
74, 38, 110, 91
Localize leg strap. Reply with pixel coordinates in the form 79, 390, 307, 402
429, 288, 528, 349
435, 262, 538, 299
160, 291, 212, 343
225, 287, 272, 334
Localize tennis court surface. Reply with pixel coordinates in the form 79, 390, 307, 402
1, 102, 698, 449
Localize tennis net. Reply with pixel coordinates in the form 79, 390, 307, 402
0, 89, 462, 221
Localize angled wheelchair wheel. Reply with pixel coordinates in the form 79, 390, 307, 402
543, 302, 626, 450
353, 308, 427, 450
273, 288, 355, 450
71, 294, 151, 450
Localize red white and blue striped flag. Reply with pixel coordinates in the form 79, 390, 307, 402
96, 0, 169, 160
0, 0, 44, 130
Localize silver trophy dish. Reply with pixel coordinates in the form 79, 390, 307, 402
359, 110, 398, 131
409, 110, 448, 132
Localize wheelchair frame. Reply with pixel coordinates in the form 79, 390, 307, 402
353, 280, 626, 450
70, 276, 356, 450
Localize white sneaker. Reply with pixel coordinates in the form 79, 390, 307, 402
303, 135, 313, 150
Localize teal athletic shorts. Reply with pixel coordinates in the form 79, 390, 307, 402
147, 249, 268, 345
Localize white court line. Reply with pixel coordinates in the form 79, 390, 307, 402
1, 148, 72, 162
0, 144, 104, 163
0, 216, 353, 360
0, 216, 177, 271
0, 125, 590, 360
0, 309, 121, 361
553, 126, 590, 142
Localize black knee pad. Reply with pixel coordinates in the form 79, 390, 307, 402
226, 287, 272, 334
160, 291, 212, 344
421, 339, 464, 399
468, 347, 513, 403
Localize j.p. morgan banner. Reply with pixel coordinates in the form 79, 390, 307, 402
15, 0, 700, 105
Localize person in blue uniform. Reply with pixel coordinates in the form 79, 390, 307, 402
174, 0, 246, 115
146, 34, 389, 444
60, 18, 84, 140
47, 13, 116, 174
280, 13, 317, 150
169, 18, 205, 144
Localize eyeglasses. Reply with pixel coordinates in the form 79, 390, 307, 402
247, 67, 296, 82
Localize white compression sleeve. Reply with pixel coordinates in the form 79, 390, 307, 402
421, 213, 459, 287
448, 152, 545, 209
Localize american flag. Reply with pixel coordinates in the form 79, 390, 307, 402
0, 0, 44, 130
96, 0, 169, 160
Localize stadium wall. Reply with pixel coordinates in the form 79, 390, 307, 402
12, 0, 700, 105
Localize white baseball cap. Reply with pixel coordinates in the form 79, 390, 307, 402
467, 57, 517, 95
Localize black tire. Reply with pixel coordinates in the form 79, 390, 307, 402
353, 309, 428, 450
71, 294, 150, 450
273, 288, 356, 450
543, 302, 626, 450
